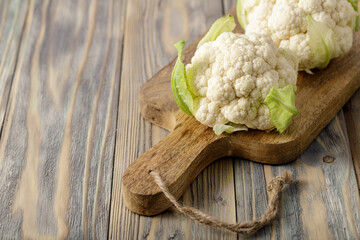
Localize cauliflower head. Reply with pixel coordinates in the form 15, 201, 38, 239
171, 15, 299, 135
187, 32, 298, 131
238, 0, 358, 71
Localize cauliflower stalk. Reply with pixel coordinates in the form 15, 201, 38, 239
237, 0, 359, 71
171, 15, 299, 135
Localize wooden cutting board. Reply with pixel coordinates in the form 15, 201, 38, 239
122, 8, 360, 216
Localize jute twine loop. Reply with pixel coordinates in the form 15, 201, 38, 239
149, 170, 294, 235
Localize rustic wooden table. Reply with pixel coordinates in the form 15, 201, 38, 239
0, 0, 359, 239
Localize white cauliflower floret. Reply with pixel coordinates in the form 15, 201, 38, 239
240, 0, 358, 70
207, 77, 235, 103
235, 75, 256, 97
195, 98, 227, 127
186, 32, 298, 131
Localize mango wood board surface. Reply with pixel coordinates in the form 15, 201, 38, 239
122, 7, 360, 216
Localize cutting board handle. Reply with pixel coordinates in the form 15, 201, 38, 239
122, 113, 229, 215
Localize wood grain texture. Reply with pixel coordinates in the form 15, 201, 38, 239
263, 111, 360, 239
344, 89, 360, 189
124, 7, 360, 216
222, 0, 236, 16
0, 0, 124, 238
0, 0, 28, 137
109, 0, 237, 239
233, 160, 271, 240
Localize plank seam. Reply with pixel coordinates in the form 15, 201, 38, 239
232, 159, 241, 240
344, 102, 360, 190
221, 0, 226, 15
107, 0, 128, 238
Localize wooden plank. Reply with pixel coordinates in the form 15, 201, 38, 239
109, 0, 237, 238
344, 89, 360, 189
0, 0, 125, 238
233, 160, 272, 240
263, 111, 360, 239
0, 0, 28, 136
233, 112, 360, 239
222, 0, 236, 15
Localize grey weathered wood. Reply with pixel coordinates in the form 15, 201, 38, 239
0, 0, 125, 238
233, 160, 272, 240
264, 111, 360, 239
344, 89, 360, 189
233, 112, 360, 240
109, 0, 237, 239
0, 0, 28, 136
222, 0, 236, 16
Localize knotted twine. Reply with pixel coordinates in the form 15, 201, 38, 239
149, 170, 294, 235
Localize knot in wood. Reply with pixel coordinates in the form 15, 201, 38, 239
322, 155, 336, 164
